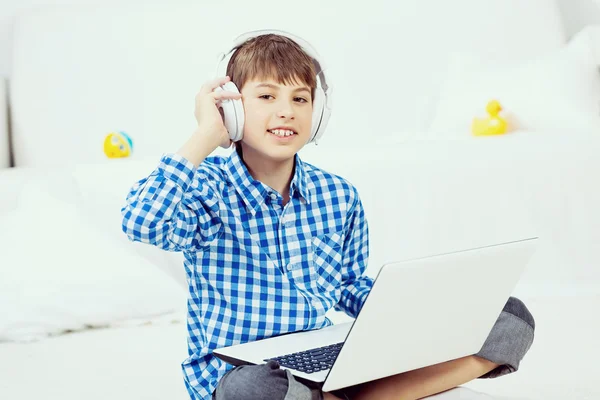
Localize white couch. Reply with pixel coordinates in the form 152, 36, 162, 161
1, 1, 599, 400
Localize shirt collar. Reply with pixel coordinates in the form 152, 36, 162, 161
225, 149, 311, 215
290, 154, 311, 205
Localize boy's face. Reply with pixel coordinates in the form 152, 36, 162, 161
239, 77, 313, 162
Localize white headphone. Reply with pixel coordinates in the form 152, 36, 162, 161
214, 29, 332, 145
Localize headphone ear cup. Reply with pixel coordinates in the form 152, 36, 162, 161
218, 81, 245, 142
309, 86, 325, 143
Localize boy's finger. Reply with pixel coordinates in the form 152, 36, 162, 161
210, 91, 242, 103
199, 76, 231, 94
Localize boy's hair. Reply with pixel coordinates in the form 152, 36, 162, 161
226, 34, 317, 101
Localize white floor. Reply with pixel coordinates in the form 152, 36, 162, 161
0, 319, 191, 400
464, 293, 599, 400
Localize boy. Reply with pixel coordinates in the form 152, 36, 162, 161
121, 32, 535, 400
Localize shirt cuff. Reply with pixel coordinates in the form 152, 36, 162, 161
158, 153, 197, 191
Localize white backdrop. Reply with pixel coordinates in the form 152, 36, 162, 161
0, 0, 599, 78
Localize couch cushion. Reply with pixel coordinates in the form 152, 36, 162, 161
0, 166, 186, 343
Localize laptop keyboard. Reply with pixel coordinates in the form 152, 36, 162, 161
263, 342, 344, 374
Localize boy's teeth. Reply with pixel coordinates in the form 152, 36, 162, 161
270, 129, 294, 137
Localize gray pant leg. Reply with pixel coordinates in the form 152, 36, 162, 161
475, 296, 535, 379
213, 360, 322, 400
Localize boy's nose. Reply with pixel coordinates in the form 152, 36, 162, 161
276, 103, 294, 119
277, 111, 294, 119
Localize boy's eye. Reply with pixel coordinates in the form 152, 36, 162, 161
258, 94, 309, 103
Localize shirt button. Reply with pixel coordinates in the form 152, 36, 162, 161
269, 193, 277, 200
311, 299, 320, 308
287, 263, 296, 271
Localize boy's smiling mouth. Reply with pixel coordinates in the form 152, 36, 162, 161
267, 127, 298, 137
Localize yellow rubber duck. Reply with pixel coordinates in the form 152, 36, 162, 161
103, 131, 133, 158
471, 100, 508, 136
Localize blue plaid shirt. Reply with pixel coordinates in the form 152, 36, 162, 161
121, 149, 373, 399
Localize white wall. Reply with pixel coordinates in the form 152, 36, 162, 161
0, 0, 148, 77
557, 0, 600, 37
0, 0, 599, 78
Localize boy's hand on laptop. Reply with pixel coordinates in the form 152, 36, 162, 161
194, 76, 242, 149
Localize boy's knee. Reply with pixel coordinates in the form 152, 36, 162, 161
475, 296, 536, 379
503, 296, 535, 331
213, 361, 289, 400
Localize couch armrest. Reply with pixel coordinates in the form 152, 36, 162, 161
0, 78, 10, 168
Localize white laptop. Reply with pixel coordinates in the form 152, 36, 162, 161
214, 237, 538, 393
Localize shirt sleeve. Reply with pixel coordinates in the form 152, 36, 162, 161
120, 153, 222, 252
334, 189, 374, 318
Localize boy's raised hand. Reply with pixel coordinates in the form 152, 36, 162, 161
194, 76, 243, 149
178, 76, 243, 167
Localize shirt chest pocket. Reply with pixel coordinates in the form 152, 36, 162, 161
311, 232, 344, 291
